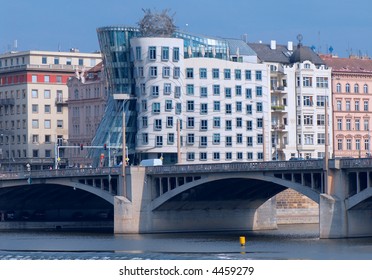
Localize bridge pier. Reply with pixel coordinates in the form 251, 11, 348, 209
113, 167, 277, 234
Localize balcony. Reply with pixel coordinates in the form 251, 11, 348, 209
271, 105, 285, 111
55, 97, 68, 105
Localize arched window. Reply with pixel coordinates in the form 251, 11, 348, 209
354, 83, 359, 93
336, 83, 341, 93
364, 84, 368, 94
345, 83, 350, 93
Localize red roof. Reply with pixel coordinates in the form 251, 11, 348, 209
321, 54, 372, 73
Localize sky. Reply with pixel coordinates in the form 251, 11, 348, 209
1, 0, 372, 58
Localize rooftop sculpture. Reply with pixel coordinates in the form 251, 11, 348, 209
138, 9, 176, 37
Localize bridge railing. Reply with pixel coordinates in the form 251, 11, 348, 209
0, 167, 121, 180
338, 158, 372, 169
146, 160, 324, 175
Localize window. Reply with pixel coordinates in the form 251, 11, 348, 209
304, 115, 313, 125
364, 84, 368, 94
245, 70, 251, 80
225, 152, 232, 160
213, 152, 220, 160
200, 120, 208, 130
212, 68, 219, 79
187, 133, 195, 144
225, 104, 232, 114
152, 102, 160, 113
141, 100, 147, 112
354, 84, 359, 93
317, 114, 325, 126
346, 119, 351, 130
164, 83, 171, 95
247, 136, 253, 146
303, 77, 312, 87
200, 152, 207, 161
316, 77, 328, 88
200, 103, 208, 114
56, 76, 62, 83
346, 83, 350, 93
187, 100, 194, 111
225, 120, 232, 130
32, 119, 39, 128
156, 136, 163, 147
246, 88, 252, 99
149, 46, 156, 60
151, 86, 159, 97
337, 139, 343, 150
304, 134, 314, 145
214, 101, 220, 111
355, 100, 360, 111
162, 66, 170, 78
186, 68, 194, 78
167, 133, 174, 144
142, 133, 148, 145
222, 69, 231, 80
235, 69, 241, 80
317, 133, 325, 144
247, 152, 253, 159
200, 68, 207, 79
346, 139, 352, 150
236, 117, 242, 128
213, 85, 220, 95
44, 75, 50, 83
186, 84, 194, 95
225, 87, 231, 98
154, 119, 162, 130
213, 134, 220, 144
135, 46, 141, 60
346, 100, 351, 111
166, 116, 173, 128
303, 96, 313, 106
236, 101, 242, 112
200, 87, 208, 97
173, 67, 180, 78
356, 139, 361, 150
42, 57, 47, 64
32, 104, 38, 113
187, 152, 195, 161
337, 100, 342, 110
32, 89, 38, 98
149, 66, 157, 78
32, 134, 39, 143
54, 57, 59, 64
255, 71, 262, 80
317, 96, 326, 107
213, 117, 220, 128
32, 150, 39, 158
57, 120, 63, 128
161, 47, 169, 60
336, 83, 341, 93
355, 119, 360, 131
235, 85, 242, 96
187, 117, 195, 128
165, 100, 173, 111
246, 104, 252, 114
247, 120, 252, 131
173, 47, 179, 61
256, 102, 263, 112
45, 135, 51, 143
142, 116, 148, 128
43, 119, 51, 129
257, 118, 263, 128
364, 100, 369, 111
256, 86, 262, 97
257, 134, 263, 144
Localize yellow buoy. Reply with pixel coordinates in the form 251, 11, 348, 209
239, 236, 246, 246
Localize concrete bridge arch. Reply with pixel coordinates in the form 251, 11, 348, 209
150, 173, 320, 211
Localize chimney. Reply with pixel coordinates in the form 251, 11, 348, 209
287, 41, 293, 51
270, 40, 276, 50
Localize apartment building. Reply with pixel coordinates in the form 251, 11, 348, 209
249, 38, 332, 160
322, 54, 372, 158
0, 50, 102, 171
67, 62, 108, 167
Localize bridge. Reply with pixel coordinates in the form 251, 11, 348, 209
0, 159, 371, 238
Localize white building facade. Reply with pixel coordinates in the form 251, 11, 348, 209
131, 37, 271, 164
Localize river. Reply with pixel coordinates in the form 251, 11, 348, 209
0, 224, 371, 260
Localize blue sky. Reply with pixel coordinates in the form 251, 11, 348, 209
1, 0, 371, 58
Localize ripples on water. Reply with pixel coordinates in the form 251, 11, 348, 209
0, 224, 371, 260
